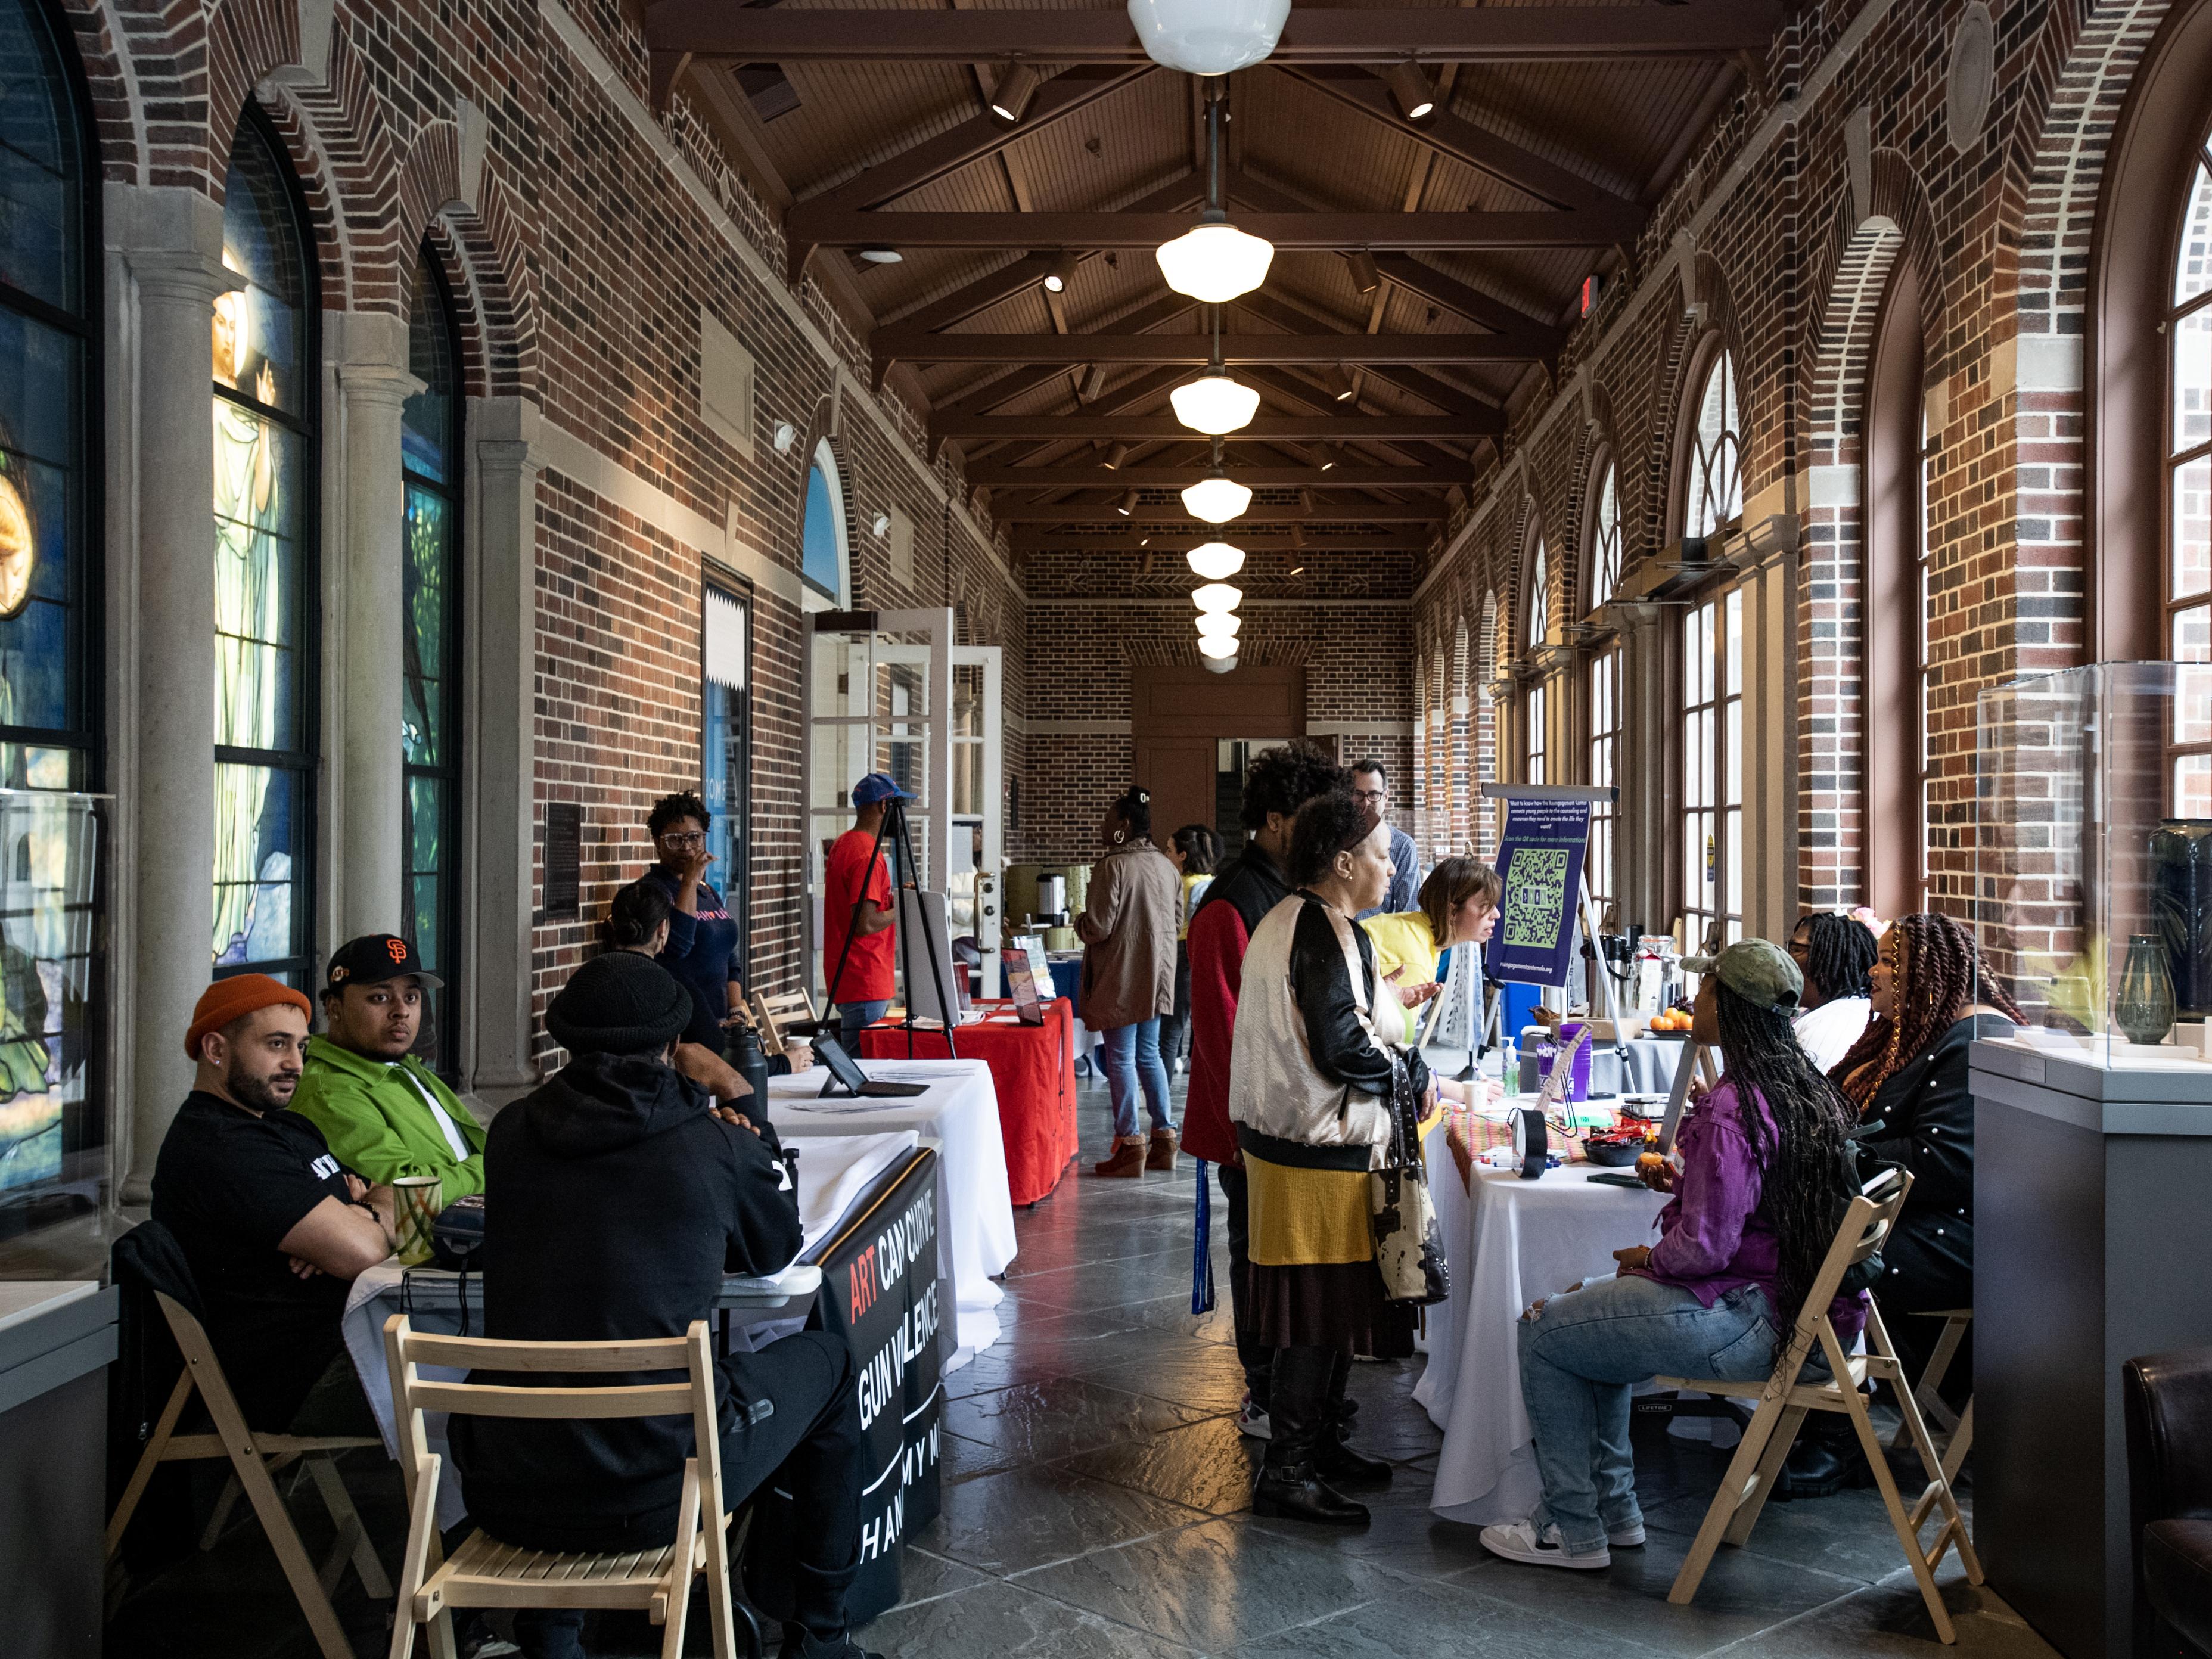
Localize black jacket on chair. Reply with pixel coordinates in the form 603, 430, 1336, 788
2126, 1349, 2212, 1658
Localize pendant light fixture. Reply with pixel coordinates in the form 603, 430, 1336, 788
1127, 0, 1290, 76
1198, 635, 1241, 661
1180, 437, 1253, 522
1194, 610, 1242, 640
1192, 582, 1244, 614
1171, 309, 1260, 435
1185, 540, 1247, 580
1156, 80, 1273, 303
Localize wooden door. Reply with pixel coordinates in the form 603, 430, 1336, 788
1133, 737, 1217, 852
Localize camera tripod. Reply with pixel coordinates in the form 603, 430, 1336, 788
824, 794, 960, 1060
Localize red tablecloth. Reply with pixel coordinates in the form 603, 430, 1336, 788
860, 999, 1079, 1206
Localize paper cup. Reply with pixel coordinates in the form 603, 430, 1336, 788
392, 1176, 443, 1266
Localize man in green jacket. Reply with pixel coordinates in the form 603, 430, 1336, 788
290, 934, 485, 1204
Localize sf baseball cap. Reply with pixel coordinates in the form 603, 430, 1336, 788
325, 933, 445, 992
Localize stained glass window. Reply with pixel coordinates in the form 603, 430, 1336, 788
212, 113, 317, 983
703, 584, 750, 990
1685, 351, 1744, 540
801, 448, 845, 601
2170, 134, 2212, 813
404, 245, 461, 1070
0, 0, 94, 789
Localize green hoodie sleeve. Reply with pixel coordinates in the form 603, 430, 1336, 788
291, 1059, 487, 1205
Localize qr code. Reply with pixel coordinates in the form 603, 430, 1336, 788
1501, 847, 1571, 950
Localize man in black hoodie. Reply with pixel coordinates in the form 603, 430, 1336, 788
451, 951, 878, 1659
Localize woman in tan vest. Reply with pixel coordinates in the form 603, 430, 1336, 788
1078, 785, 1182, 1177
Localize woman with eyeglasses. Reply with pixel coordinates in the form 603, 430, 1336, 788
639, 791, 755, 1057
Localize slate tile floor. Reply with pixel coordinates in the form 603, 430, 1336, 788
107, 1073, 2062, 1658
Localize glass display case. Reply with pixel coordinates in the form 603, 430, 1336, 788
1977, 662, 2212, 1069
0, 790, 109, 1272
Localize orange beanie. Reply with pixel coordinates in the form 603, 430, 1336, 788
185, 974, 313, 1060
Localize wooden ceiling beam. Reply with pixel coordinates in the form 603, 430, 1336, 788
936, 414, 1492, 441
879, 332, 1554, 366
1011, 527, 1433, 554
914, 294, 1198, 403
964, 463, 1472, 488
790, 206, 1642, 252
996, 500, 1447, 524
645, 5, 1785, 66
1278, 66, 1642, 218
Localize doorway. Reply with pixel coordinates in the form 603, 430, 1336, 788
1129, 663, 1305, 851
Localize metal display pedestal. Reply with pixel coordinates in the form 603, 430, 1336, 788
1973, 1039, 2212, 1659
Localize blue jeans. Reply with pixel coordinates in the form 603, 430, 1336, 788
1518, 1273, 1780, 1554
835, 998, 891, 1054
1098, 1018, 1172, 1137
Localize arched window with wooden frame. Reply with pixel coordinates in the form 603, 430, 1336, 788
1682, 347, 1744, 542
2168, 128, 2212, 809
1865, 259, 1931, 914
1582, 452, 1622, 909
1524, 534, 1550, 784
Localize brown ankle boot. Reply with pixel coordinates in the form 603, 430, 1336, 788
1093, 1136, 1147, 1178
1146, 1127, 1178, 1171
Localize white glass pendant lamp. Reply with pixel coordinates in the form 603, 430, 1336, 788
1192, 582, 1243, 614
1185, 540, 1247, 580
1128, 0, 1291, 77
1181, 468, 1253, 522
1171, 368, 1260, 436
1198, 635, 1241, 660
1195, 610, 1242, 640
1157, 77, 1273, 303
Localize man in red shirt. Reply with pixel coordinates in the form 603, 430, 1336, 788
1184, 740, 1349, 1439
822, 772, 904, 1051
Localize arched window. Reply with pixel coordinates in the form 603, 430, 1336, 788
1586, 459, 1621, 612
1865, 259, 1929, 913
1682, 589, 1744, 952
403, 243, 462, 1067
1683, 350, 1744, 540
801, 442, 848, 604
2171, 138, 2212, 810
0, 0, 97, 789
1524, 538, 1549, 784
212, 111, 319, 981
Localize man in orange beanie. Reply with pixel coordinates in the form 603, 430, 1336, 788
150, 974, 398, 1432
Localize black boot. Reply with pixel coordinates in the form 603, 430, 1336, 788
1773, 1414, 1872, 1501
1254, 1459, 1371, 1524
1255, 1346, 1369, 1525
1315, 1352, 1391, 1486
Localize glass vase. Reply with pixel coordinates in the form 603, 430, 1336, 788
2114, 933, 2178, 1047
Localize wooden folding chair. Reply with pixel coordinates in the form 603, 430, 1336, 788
1657, 1169, 1983, 1643
751, 987, 819, 1058
382, 1314, 763, 1659
104, 1291, 391, 1659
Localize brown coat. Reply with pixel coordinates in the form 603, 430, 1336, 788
1076, 838, 1180, 1030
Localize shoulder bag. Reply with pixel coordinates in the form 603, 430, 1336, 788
1369, 1052, 1449, 1304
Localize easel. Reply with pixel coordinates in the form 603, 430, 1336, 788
1479, 783, 1629, 1076
824, 794, 961, 1061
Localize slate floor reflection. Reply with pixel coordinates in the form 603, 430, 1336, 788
871, 1071, 2063, 1659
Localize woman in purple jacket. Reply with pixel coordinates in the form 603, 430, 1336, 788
1480, 939, 1864, 1571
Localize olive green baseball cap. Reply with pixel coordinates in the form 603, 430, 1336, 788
1682, 938, 1803, 1014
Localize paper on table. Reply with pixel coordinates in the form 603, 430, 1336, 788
792, 1130, 919, 1252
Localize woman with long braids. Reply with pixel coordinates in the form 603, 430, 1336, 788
1787, 911, 1878, 1071
1481, 940, 1863, 1571
1778, 911, 2023, 1498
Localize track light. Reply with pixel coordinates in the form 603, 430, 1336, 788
1315, 445, 1339, 471
1383, 62, 1438, 122
1326, 365, 1357, 403
1043, 251, 1078, 294
1116, 489, 1140, 518
1080, 364, 1110, 402
1298, 489, 1315, 513
989, 61, 1041, 123
1102, 442, 1132, 470
857, 246, 903, 265
1346, 250, 1381, 295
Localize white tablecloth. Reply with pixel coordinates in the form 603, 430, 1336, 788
1413, 1139, 1668, 1525
765, 1058, 1016, 1358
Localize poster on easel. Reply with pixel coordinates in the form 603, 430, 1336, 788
1486, 793, 1594, 988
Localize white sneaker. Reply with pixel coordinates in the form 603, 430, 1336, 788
1237, 1395, 1272, 1440
1608, 1520, 1646, 1547
1478, 1519, 1611, 1570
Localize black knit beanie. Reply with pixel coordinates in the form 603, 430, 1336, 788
546, 951, 693, 1056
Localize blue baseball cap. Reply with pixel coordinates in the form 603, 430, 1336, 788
852, 772, 914, 807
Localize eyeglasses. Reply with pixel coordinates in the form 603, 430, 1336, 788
1350, 788, 1387, 805
658, 831, 706, 847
